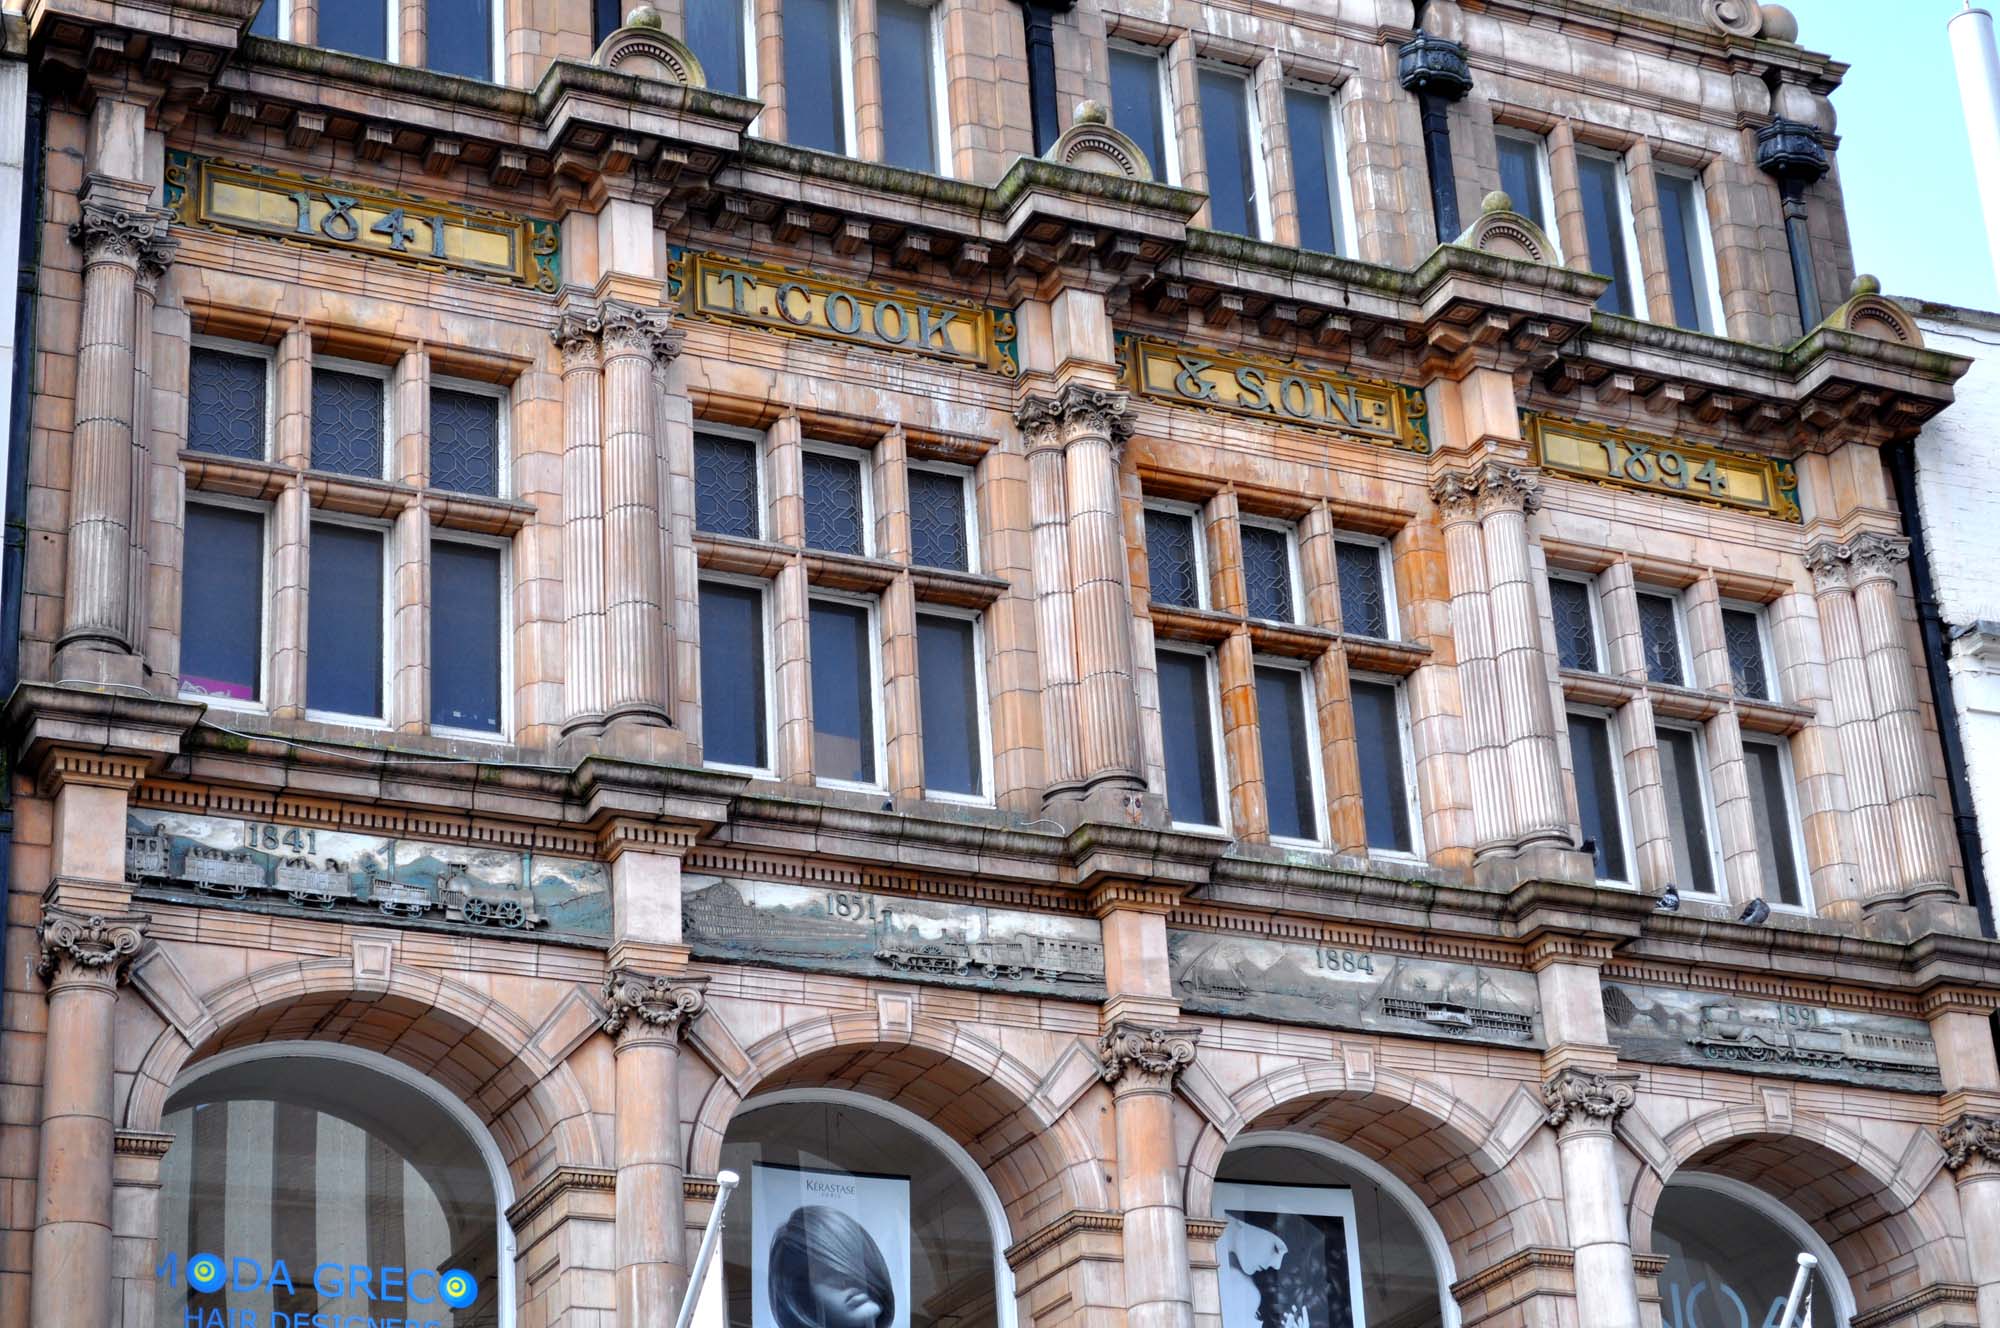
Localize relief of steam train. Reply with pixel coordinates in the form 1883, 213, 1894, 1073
127, 832, 548, 930
1687, 1004, 1939, 1077
874, 912, 1105, 984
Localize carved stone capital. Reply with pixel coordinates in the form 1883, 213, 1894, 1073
597, 300, 684, 365
71, 197, 174, 267
552, 297, 606, 369
1541, 1068, 1635, 1134
37, 908, 147, 986
1097, 1022, 1197, 1089
1430, 461, 1541, 522
1803, 539, 1851, 592
1846, 531, 1911, 583
600, 968, 705, 1042
1015, 382, 1134, 453
135, 233, 178, 296
1941, 1112, 2000, 1174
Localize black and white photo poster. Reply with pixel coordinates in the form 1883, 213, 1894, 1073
1214, 1182, 1367, 1328
751, 1163, 911, 1328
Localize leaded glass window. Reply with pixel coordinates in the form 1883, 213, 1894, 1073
430, 386, 500, 497
311, 368, 384, 478
1335, 539, 1389, 638
1145, 508, 1202, 609
695, 433, 762, 539
1550, 577, 1599, 671
908, 468, 970, 571
1241, 524, 1295, 623
1723, 607, 1771, 700
188, 347, 268, 461
1637, 591, 1685, 686
803, 450, 866, 556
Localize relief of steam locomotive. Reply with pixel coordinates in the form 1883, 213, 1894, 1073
874, 914, 1104, 984
1687, 1005, 1938, 1078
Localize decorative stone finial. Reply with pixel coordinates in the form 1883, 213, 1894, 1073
1760, 4, 1799, 42
1482, 190, 1512, 215
626, 3, 663, 28
1850, 273, 1882, 299
1075, 100, 1108, 126
1043, 103, 1152, 181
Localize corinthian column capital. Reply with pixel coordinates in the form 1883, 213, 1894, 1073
1845, 530, 1911, 583
1431, 461, 1541, 522
1541, 1067, 1636, 1134
601, 968, 705, 1043
1097, 1022, 1197, 1089
71, 194, 173, 268
1941, 1112, 2000, 1174
1015, 382, 1135, 453
552, 297, 607, 369
598, 300, 685, 365
37, 908, 147, 987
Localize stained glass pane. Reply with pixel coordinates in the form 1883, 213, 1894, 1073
431, 541, 503, 733
909, 469, 970, 570
1241, 525, 1295, 623
1256, 665, 1317, 842
180, 506, 264, 703
1145, 509, 1200, 608
685, 0, 747, 96
311, 368, 384, 478
1157, 649, 1219, 826
1550, 578, 1598, 672
700, 581, 768, 769
430, 387, 500, 496
803, 451, 866, 555
918, 614, 982, 797
1336, 540, 1388, 638
1353, 679, 1412, 854
426, 0, 492, 79
1723, 607, 1770, 700
307, 523, 384, 719
696, 434, 762, 539
1637, 592, 1685, 686
189, 348, 268, 461
1568, 712, 1628, 881
810, 599, 876, 783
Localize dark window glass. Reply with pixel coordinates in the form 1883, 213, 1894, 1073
1568, 711, 1628, 880
430, 387, 500, 496
1199, 67, 1259, 237
1145, 508, 1201, 608
1256, 665, 1318, 842
426, 0, 492, 79
783, 0, 846, 153
1352, 678, 1412, 853
1550, 578, 1598, 671
1744, 739, 1804, 906
1157, 650, 1220, 826
1336, 540, 1389, 638
810, 599, 876, 783
1109, 47, 1169, 181
307, 524, 384, 718
803, 451, 866, 555
180, 506, 264, 703
1578, 153, 1636, 316
248, 0, 281, 39
1658, 726, 1716, 895
431, 541, 503, 733
1655, 1188, 1836, 1328
318, 0, 388, 59
684, 0, 747, 95
1637, 591, 1684, 686
1241, 525, 1295, 622
1495, 135, 1546, 230
593, 0, 624, 44
695, 433, 762, 539
1723, 607, 1771, 700
918, 614, 982, 796
1285, 88, 1343, 254
879, 0, 939, 172
908, 469, 970, 570
188, 347, 268, 461
699, 581, 768, 769
311, 368, 384, 478
1659, 173, 1713, 332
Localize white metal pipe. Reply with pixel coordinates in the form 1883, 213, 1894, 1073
1776, 1252, 1818, 1328
1950, 4, 2000, 297
675, 1169, 741, 1328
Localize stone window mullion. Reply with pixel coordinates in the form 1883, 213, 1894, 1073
398, 0, 425, 67
390, 504, 430, 733
1167, 32, 1205, 212
1612, 696, 1671, 890
1625, 138, 1675, 326
1298, 506, 1361, 851
850, 0, 884, 162
754, 0, 787, 140
269, 480, 311, 720
277, 325, 311, 470
1545, 120, 1592, 280
1598, 560, 1644, 680
1204, 491, 1244, 617
1218, 628, 1264, 841
766, 416, 814, 781
1704, 710, 1762, 905
1254, 55, 1296, 248
1683, 573, 1729, 691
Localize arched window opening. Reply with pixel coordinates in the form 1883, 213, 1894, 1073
156, 1042, 515, 1327
720, 1089, 1017, 1328
1655, 1175, 1855, 1328
1216, 1134, 1459, 1328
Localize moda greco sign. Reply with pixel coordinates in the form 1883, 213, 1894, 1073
158, 1251, 477, 1327
671, 248, 1020, 375
1525, 413, 1802, 522
1116, 332, 1430, 452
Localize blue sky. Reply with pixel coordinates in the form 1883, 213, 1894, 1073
1805, 0, 2000, 307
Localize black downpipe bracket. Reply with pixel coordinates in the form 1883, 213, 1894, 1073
1755, 119, 1831, 332
1884, 438, 1995, 938
1397, 31, 1473, 244
1012, 0, 1076, 158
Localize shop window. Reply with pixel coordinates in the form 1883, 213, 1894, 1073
1240, 521, 1298, 624
1578, 149, 1643, 317
1199, 63, 1266, 238
1158, 645, 1224, 829
1655, 1179, 1846, 1328
1723, 604, 1773, 701
1352, 676, 1416, 855
720, 1093, 1013, 1328
1636, 589, 1687, 686
908, 466, 973, 571
1549, 575, 1601, 672
319, 2, 390, 60
431, 539, 506, 735
311, 362, 388, 480
430, 384, 503, 497
1658, 723, 1719, 896
683, 0, 754, 96
810, 595, 880, 786
879, 0, 943, 173
1110, 43, 1174, 183
188, 343, 272, 462
1335, 538, 1392, 639
307, 521, 387, 722
1256, 661, 1320, 844
695, 431, 765, 540
1495, 131, 1556, 240
1145, 504, 1205, 609
1216, 1140, 1452, 1328
1744, 736, 1809, 908
803, 446, 869, 556
1658, 167, 1723, 334
427, 0, 495, 80
1568, 709, 1631, 883
918, 611, 986, 799
783, 0, 849, 154
181, 503, 267, 705
1285, 85, 1348, 255
155, 1046, 510, 1328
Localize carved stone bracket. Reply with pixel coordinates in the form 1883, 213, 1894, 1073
1430, 460, 1543, 522
1941, 1113, 2000, 1174
1541, 1068, 1635, 1133
1097, 1022, 1197, 1089
1806, 532, 1909, 592
37, 908, 147, 986
71, 196, 174, 267
1015, 382, 1135, 454
598, 299, 685, 366
601, 968, 705, 1042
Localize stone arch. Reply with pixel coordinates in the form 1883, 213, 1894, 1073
1824, 277, 1925, 346
1456, 192, 1558, 264
124, 954, 603, 1179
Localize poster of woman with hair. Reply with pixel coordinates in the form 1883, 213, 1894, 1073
751, 1163, 911, 1328
1214, 1182, 1368, 1328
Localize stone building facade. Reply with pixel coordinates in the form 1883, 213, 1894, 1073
3, 1, 1999, 1327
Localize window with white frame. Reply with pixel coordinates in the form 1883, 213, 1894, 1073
1548, 574, 1603, 672
1109, 42, 1175, 184
316, 2, 390, 59
430, 537, 507, 736
180, 501, 268, 705
809, 594, 882, 787
1239, 519, 1300, 623
878, 0, 946, 173
1255, 659, 1322, 843
1657, 721, 1721, 896
1743, 736, 1809, 908
188, 341, 273, 462
1351, 674, 1418, 855
1284, 84, 1351, 255
1568, 709, 1632, 883
1635, 588, 1688, 686
1721, 602, 1776, 701
694, 429, 765, 540
698, 577, 772, 773
306, 519, 389, 724
1495, 130, 1558, 242
783, 0, 852, 155
1157, 644, 1225, 829
803, 445, 871, 557
1656, 166, 1724, 334
277, 0, 500, 81
1576, 149, 1644, 318
430, 380, 505, 497
917, 609, 988, 800
681, 0, 755, 97
908, 464, 975, 572
1334, 537, 1394, 639
1144, 503, 1207, 609
1198, 62, 1268, 238
311, 359, 389, 479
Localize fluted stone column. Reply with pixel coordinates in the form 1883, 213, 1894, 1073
59, 183, 172, 677
1022, 422, 1081, 792
30, 908, 147, 1328
1432, 470, 1514, 854
1475, 463, 1570, 848
1941, 1114, 2000, 1326
554, 301, 610, 735
1543, 1068, 1643, 1328
604, 970, 705, 1328
1099, 1024, 1198, 1328
126, 241, 172, 656
1805, 541, 1898, 900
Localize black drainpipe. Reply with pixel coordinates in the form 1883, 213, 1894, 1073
1755, 118, 1831, 332
1011, 0, 1075, 157
1397, 31, 1473, 244
1884, 437, 1995, 939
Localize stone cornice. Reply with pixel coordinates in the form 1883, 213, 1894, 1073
1849, 1283, 1980, 1328
1002, 1209, 1123, 1270
1447, 1246, 1574, 1300
6, 683, 200, 794
504, 1164, 617, 1232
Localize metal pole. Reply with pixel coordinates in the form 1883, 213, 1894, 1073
674, 1169, 741, 1328
1775, 1252, 1818, 1328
